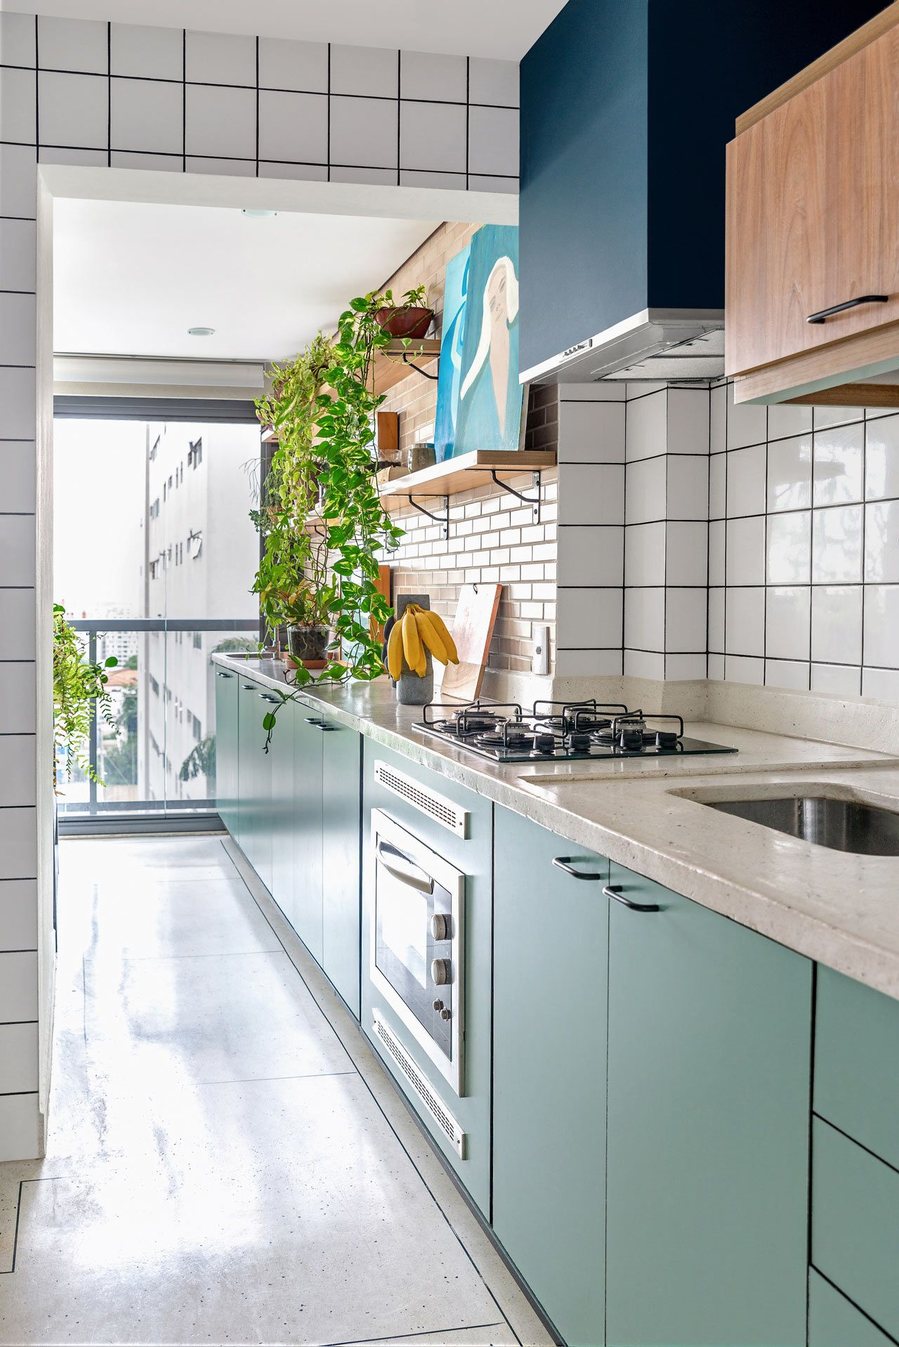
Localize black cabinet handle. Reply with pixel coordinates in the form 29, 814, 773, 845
241, 683, 256, 690
304, 716, 325, 726
552, 856, 604, 881
602, 884, 660, 913
807, 294, 888, 324
216, 670, 234, 679
258, 692, 280, 704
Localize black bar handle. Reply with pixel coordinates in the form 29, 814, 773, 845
241, 683, 257, 690
807, 294, 888, 324
258, 692, 280, 704
304, 716, 325, 726
603, 884, 661, 913
552, 856, 604, 881
216, 671, 234, 679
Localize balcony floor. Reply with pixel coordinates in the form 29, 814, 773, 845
0, 837, 548, 1347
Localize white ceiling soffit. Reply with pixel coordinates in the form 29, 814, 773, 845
52, 198, 443, 363
5, 0, 568, 60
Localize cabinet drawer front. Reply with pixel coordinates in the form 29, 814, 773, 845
812, 1118, 899, 1340
815, 966, 899, 1170
809, 1271, 898, 1347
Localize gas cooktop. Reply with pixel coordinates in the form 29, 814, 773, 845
414, 700, 738, 764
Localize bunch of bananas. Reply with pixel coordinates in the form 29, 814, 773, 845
386, 604, 459, 680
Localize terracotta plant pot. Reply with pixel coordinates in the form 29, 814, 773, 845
374, 306, 434, 339
286, 624, 330, 669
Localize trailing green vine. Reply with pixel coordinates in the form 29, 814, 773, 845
52, 603, 117, 786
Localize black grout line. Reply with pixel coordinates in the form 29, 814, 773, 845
395, 50, 401, 187
254, 36, 259, 176
181, 29, 186, 170
325, 42, 331, 181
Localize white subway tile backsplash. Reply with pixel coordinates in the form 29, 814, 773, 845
626, 389, 666, 462
726, 587, 765, 657
861, 666, 899, 703
765, 659, 809, 690
666, 588, 706, 652
0, 443, 35, 513
399, 169, 466, 190
38, 69, 107, 148
0, 367, 36, 440
331, 43, 398, 98
625, 456, 666, 524
0, 292, 35, 365
557, 647, 623, 677
401, 51, 467, 103
709, 519, 725, 586
708, 652, 725, 680
765, 586, 810, 662
667, 388, 709, 455
727, 515, 766, 586
865, 499, 899, 582
865, 414, 899, 500
811, 585, 863, 666
666, 653, 706, 680
767, 510, 811, 585
110, 24, 184, 80
38, 16, 107, 73
666, 521, 707, 586
0, 13, 36, 69
185, 31, 256, 86
767, 434, 812, 514
708, 587, 724, 653
0, 515, 35, 586
257, 38, 328, 93
328, 165, 397, 185
726, 444, 766, 517
623, 648, 665, 679
0, 735, 34, 806
0, 1021, 37, 1092
709, 453, 726, 519
556, 525, 623, 587
468, 57, 519, 107
330, 94, 398, 168
813, 423, 864, 506
811, 504, 862, 584
0, 1093, 40, 1162
0, 949, 37, 1019
726, 382, 766, 450
38, 146, 106, 165
0, 663, 35, 733
0, 143, 36, 217
468, 174, 518, 194
811, 662, 862, 697
186, 157, 256, 176
185, 83, 256, 159
0, 878, 37, 949
468, 104, 518, 177
813, 406, 864, 430
624, 521, 665, 586
111, 77, 183, 155
666, 455, 708, 520
556, 587, 622, 644
0, 588, 35, 659
0, 216, 35, 290
710, 382, 727, 454
400, 100, 466, 173
767, 401, 812, 441
1, 66, 35, 143
863, 586, 899, 669
624, 587, 665, 652
258, 90, 327, 163
724, 654, 765, 685
110, 151, 183, 172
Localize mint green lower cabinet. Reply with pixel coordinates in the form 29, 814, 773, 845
809, 1271, 898, 1347
292, 709, 324, 963
237, 680, 273, 885
213, 668, 238, 838
492, 807, 608, 1347
268, 698, 296, 923
321, 719, 362, 1017
605, 863, 811, 1347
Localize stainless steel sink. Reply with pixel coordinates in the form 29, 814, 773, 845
706, 795, 899, 856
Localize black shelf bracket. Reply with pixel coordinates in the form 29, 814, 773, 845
489, 469, 543, 523
402, 352, 440, 381
406, 493, 449, 538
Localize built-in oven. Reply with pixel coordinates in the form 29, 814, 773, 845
370, 809, 465, 1095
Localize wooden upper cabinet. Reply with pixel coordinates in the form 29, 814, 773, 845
726, 6, 899, 398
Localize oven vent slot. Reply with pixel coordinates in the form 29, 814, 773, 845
373, 1010, 466, 1159
374, 761, 468, 838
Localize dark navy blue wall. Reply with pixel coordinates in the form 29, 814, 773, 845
520, 0, 889, 375
519, 0, 649, 375
647, 0, 888, 311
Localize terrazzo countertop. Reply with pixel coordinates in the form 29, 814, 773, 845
216, 655, 899, 999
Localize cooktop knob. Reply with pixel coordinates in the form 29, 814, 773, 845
431, 958, 452, 986
431, 913, 451, 941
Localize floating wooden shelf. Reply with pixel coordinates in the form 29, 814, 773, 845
377, 449, 556, 509
372, 338, 441, 393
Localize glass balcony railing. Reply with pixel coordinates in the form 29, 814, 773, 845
56, 618, 259, 823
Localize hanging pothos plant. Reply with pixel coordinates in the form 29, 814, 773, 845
52, 603, 117, 787
251, 292, 412, 745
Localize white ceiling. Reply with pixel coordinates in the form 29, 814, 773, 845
6, 0, 567, 60
52, 198, 441, 361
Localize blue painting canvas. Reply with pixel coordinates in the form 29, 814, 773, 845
434, 241, 471, 463
453, 225, 524, 456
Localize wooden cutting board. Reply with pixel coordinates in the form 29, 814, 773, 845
440, 583, 503, 701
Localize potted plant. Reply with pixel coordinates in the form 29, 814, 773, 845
52, 603, 117, 786
373, 284, 434, 340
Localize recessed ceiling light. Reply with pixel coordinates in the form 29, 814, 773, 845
241, 209, 278, 218
187, 326, 215, 337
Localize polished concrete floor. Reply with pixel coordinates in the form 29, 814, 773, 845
0, 836, 551, 1347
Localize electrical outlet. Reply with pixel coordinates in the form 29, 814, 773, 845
532, 624, 550, 676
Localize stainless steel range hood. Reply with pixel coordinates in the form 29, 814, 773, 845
519, 308, 725, 385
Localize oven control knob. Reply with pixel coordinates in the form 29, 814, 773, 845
431, 913, 451, 941
431, 958, 452, 986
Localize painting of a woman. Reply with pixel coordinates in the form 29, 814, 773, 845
453, 225, 525, 455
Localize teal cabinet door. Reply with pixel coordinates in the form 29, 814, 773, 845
492, 806, 608, 1347
267, 697, 296, 923
251, 687, 279, 894
321, 719, 362, 1017
605, 864, 811, 1347
237, 680, 263, 861
291, 709, 324, 962
213, 668, 238, 837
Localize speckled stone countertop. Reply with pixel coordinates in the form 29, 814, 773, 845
216, 655, 899, 999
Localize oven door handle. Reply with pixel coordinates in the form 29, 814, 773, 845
376, 840, 435, 895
